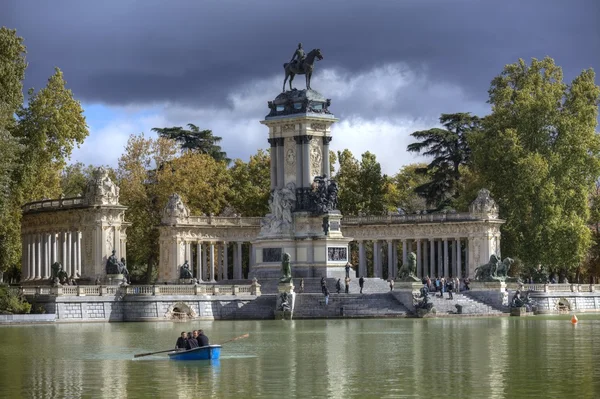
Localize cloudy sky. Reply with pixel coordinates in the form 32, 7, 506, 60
3, 0, 599, 174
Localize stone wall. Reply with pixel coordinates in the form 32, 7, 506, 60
32, 294, 273, 322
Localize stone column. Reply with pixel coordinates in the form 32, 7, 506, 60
185, 241, 191, 265
302, 136, 313, 187
443, 239, 449, 277
416, 239, 422, 278
423, 240, 428, 278
276, 138, 285, 189
196, 242, 203, 281
23, 235, 30, 280
36, 233, 42, 279
294, 136, 303, 188
29, 235, 35, 280
402, 239, 408, 266
452, 239, 458, 277
358, 240, 366, 277
236, 241, 243, 280
456, 238, 462, 279
429, 239, 435, 278
43, 233, 51, 279
437, 240, 443, 278
387, 240, 393, 279
51, 233, 57, 264
268, 138, 278, 190
372, 241, 379, 278
223, 242, 229, 280
75, 231, 81, 277
62, 231, 68, 270
392, 242, 398, 279
322, 136, 333, 177
465, 239, 471, 278
209, 242, 216, 282
67, 231, 73, 277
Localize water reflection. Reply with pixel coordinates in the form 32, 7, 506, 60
1, 317, 600, 398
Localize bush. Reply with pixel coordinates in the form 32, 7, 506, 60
0, 285, 32, 314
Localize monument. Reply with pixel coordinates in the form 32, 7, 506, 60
275, 252, 296, 320
251, 45, 353, 279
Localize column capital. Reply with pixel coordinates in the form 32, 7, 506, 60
322, 136, 333, 145
267, 138, 278, 147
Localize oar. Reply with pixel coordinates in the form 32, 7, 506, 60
133, 333, 249, 358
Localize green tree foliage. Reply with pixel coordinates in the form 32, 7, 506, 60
152, 123, 230, 163
407, 113, 480, 207
391, 163, 430, 213
227, 150, 270, 216
470, 57, 600, 272
335, 150, 389, 215
118, 134, 232, 282
60, 162, 102, 197
0, 285, 31, 314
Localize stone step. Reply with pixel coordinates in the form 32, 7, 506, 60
292, 292, 410, 318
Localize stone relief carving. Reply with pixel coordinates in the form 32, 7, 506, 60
281, 123, 295, 132
469, 189, 499, 218
84, 167, 120, 206
260, 183, 296, 236
310, 123, 326, 131
327, 247, 347, 261
105, 227, 114, 254
163, 193, 190, 219
309, 139, 322, 178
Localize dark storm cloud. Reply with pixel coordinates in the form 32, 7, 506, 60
3, 0, 599, 112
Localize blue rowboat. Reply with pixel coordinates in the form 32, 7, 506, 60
168, 345, 221, 361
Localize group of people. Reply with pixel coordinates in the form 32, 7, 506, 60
421, 276, 471, 300
335, 276, 352, 294
175, 330, 209, 351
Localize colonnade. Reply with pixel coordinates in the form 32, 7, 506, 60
180, 240, 255, 281
355, 237, 470, 280
21, 231, 82, 280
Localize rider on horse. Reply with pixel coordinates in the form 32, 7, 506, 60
290, 43, 305, 72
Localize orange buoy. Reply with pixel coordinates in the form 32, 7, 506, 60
571, 315, 578, 324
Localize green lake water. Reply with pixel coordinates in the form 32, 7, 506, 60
1, 316, 599, 398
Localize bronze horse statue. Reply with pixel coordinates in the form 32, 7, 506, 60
283, 48, 323, 92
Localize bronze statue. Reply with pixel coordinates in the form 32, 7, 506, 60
179, 260, 193, 280
289, 43, 305, 71
106, 249, 120, 274
474, 255, 514, 282
279, 252, 292, 283
397, 252, 419, 281
283, 47, 324, 92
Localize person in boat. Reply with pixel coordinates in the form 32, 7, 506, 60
175, 331, 187, 350
185, 332, 199, 350
197, 329, 209, 347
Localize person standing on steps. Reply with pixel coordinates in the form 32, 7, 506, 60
359, 276, 365, 294
389, 278, 394, 291
321, 277, 327, 294
345, 276, 351, 293
336, 278, 342, 294
300, 278, 304, 293
324, 285, 330, 305
447, 278, 454, 300
345, 262, 352, 278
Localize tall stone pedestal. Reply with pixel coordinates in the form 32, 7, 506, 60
275, 281, 295, 320
251, 89, 353, 279
468, 281, 509, 309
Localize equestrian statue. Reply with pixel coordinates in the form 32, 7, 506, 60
283, 43, 324, 92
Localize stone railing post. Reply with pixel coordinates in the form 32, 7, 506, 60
77, 286, 85, 296
213, 286, 220, 296
99, 286, 108, 296
571, 284, 577, 292
152, 285, 159, 296
251, 277, 262, 296
544, 284, 549, 292
590, 284, 595, 293
52, 286, 62, 296
194, 284, 200, 295
233, 285, 239, 296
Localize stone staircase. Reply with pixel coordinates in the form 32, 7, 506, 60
425, 292, 505, 316
221, 295, 277, 320
292, 292, 410, 318
224, 277, 393, 295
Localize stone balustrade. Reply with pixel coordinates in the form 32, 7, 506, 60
21, 197, 86, 213
8, 283, 261, 297
342, 212, 482, 225
507, 283, 599, 293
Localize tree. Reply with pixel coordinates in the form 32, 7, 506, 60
14, 68, 88, 202
227, 150, 270, 216
391, 163, 430, 213
470, 57, 600, 272
0, 28, 26, 273
152, 123, 230, 163
335, 150, 390, 215
407, 113, 480, 207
